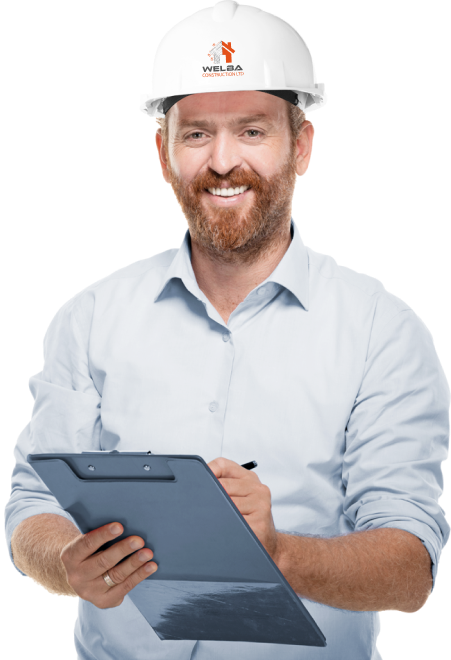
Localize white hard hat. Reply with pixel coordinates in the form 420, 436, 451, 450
142, 0, 326, 117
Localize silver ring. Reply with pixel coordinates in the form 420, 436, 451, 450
103, 570, 116, 587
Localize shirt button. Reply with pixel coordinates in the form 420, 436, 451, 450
222, 334, 230, 342
209, 401, 218, 412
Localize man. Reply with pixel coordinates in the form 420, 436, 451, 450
5, 2, 450, 659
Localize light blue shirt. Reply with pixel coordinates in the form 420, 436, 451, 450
5, 219, 450, 660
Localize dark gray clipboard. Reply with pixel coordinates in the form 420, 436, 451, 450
27, 451, 326, 647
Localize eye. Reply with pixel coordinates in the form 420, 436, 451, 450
244, 129, 262, 138
188, 132, 206, 140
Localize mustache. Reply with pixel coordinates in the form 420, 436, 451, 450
192, 174, 261, 193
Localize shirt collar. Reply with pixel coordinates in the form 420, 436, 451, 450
154, 218, 309, 311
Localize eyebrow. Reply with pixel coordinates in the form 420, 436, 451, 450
175, 114, 274, 133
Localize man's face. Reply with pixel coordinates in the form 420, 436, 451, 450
156, 91, 312, 264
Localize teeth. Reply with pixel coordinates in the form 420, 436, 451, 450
207, 186, 249, 197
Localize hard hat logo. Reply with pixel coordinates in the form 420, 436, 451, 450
208, 40, 235, 65
204, 40, 243, 78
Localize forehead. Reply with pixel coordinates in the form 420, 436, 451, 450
167, 91, 290, 131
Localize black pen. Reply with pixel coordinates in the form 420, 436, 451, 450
241, 460, 258, 470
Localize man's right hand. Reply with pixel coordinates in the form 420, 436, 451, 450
60, 523, 158, 608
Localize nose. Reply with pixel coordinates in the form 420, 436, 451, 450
208, 130, 243, 176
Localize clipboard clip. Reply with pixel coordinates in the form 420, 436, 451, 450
109, 450, 152, 454
81, 450, 153, 454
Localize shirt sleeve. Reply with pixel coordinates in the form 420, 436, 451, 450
4, 295, 101, 576
342, 299, 450, 592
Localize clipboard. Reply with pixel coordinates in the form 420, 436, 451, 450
27, 451, 326, 647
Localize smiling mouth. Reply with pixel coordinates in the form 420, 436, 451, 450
205, 185, 250, 197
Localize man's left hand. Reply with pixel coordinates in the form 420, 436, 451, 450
207, 457, 280, 561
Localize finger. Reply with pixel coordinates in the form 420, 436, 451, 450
98, 544, 157, 589
212, 459, 261, 483
218, 477, 257, 497
94, 562, 158, 609
64, 522, 124, 567
87, 536, 153, 582
208, 457, 239, 479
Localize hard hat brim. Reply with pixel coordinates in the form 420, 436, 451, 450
141, 85, 326, 118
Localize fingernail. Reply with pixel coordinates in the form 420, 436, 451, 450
110, 524, 122, 535
145, 562, 157, 573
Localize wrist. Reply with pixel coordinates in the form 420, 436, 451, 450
273, 532, 290, 570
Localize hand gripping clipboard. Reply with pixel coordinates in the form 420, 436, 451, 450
27, 451, 326, 647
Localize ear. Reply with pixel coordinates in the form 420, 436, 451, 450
155, 129, 171, 183
295, 121, 314, 176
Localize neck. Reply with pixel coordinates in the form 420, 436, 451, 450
190, 219, 292, 311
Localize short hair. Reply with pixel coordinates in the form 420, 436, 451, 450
156, 101, 306, 157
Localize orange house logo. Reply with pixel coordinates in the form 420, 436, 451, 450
202, 40, 244, 77
208, 41, 235, 64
